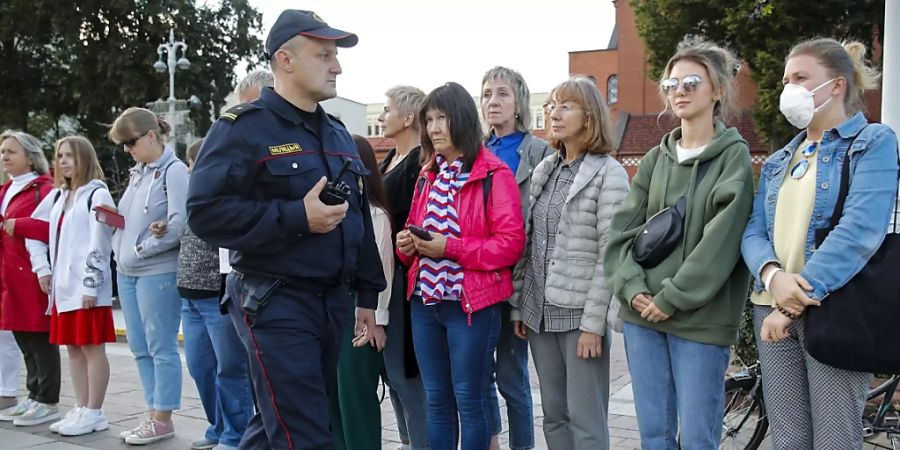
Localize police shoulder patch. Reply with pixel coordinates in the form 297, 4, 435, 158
220, 103, 262, 122
326, 113, 346, 128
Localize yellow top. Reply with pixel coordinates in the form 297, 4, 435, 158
752, 140, 817, 306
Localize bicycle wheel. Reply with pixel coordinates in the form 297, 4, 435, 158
720, 379, 768, 450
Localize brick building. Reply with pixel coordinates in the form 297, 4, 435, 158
570, 0, 883, 177
569, 0, 768, 177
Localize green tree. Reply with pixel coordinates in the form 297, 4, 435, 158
0, 0, 263, 195
631, 0, 884, 149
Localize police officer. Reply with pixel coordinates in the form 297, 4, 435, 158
186, 9, 386, 450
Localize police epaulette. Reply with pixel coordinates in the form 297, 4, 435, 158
220, 103, 261, 122
326, 113, 345, 127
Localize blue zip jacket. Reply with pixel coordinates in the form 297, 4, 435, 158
741, 112, 899, 301
187, 87, 386, 308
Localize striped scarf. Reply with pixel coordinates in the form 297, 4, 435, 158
418, 155, 468, 304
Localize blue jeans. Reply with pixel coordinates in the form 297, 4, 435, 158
117, 272, 183, 411
383, 271, 429, 449
488, 303, 534, 449
411, 298, 501, 450
622, 322, 730, 450
182, 298, 254, 447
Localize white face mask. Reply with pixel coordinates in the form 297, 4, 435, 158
778, 78, 837, 129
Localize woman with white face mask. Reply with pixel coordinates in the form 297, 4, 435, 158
742, 38, 899, 449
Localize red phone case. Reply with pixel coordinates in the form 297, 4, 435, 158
93, 205, 125, 229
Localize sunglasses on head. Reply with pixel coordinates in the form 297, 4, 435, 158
121, 131, 150, 148
661, 74, 704, 94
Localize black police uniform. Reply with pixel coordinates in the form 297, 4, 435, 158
187, 86, 386, 450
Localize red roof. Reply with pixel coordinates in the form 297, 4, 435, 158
367, 137, 396, 162
617, 111, 768, 156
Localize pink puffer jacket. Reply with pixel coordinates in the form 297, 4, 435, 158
397, 148, 525, 317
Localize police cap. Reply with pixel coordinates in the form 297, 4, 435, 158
265, 10, 358, 60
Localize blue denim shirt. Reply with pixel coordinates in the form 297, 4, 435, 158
741, 112, 899, 301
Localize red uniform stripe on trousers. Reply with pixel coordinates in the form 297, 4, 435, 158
244, 313, 296, 450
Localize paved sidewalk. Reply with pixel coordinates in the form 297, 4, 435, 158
7, 331, 890, 449
0, 334, 642, 450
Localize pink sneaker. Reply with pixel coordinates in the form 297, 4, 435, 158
124, 417, 174, 445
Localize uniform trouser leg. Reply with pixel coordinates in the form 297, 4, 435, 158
227, 274, 352, 450
529, 329, 611, 450
0, 330, 22, 396
330, 298, 384, 450
12, 332, 60, 404
754, 305, 871, 450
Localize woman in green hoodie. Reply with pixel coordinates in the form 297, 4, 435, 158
604, 39, 754, 449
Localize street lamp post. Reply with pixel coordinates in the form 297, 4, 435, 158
153, 28, 190, 138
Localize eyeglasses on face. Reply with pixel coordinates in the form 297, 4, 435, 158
661, 74, 704, 94
543, 101, 582, 115
121, 131, 150, 148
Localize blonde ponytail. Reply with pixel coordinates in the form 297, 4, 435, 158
843, 41, 881, 92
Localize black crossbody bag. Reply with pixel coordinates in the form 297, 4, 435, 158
633, 159, 711, 268
804, 130, 900, 373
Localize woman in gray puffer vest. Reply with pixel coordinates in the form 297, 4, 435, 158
510, 77, 629, 450
171, 140, 253, 450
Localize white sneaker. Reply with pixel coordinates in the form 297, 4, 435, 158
58, 409, 109, 436
50, 407, 83, 433
0, 399, 32, 421
13, 402, 60, 426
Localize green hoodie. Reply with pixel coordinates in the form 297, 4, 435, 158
604, 122, 754, 346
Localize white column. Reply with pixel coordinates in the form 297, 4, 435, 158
882, 0, 900, 130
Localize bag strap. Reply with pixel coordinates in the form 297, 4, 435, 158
822, 125, 875, 235
482, 171, 493, 210
53, 187, 103, 211
85, 187, 102, 211
674, 159, 713, 214
160, 159, 179, 194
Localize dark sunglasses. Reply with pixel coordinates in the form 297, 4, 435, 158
661, 74, 704, 94
121, 131, 150, 148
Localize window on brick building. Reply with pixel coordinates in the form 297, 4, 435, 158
534, 109, 544, 129
607, 75, 618, 104
367, 119, 382, 136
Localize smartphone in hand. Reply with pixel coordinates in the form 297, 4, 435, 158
407, 225, 433, 241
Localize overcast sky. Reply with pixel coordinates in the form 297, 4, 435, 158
247, 0, 617, 104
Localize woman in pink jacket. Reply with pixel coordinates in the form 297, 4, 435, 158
396, 82, 525, 450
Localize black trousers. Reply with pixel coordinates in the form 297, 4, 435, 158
12, 332, 60, 404
225, 272, 353, 450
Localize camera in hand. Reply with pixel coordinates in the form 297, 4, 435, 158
319, 160, 353, 206
407, 225, 433, 241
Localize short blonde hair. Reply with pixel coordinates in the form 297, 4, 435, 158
108, 107, 171, 145
659, 37, 739, 122
548, 76, 616, 156
54, 136, 104, 191
385, 85, 425, 131
788, 38, 880, 115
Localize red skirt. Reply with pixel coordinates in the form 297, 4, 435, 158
50, 306, 117, 346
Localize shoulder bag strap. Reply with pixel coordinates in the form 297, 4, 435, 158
823, 125, 871, 235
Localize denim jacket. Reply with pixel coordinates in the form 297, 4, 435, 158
741, 112, 899, 301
